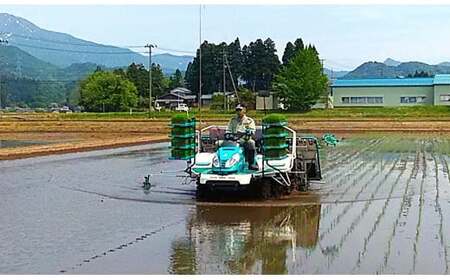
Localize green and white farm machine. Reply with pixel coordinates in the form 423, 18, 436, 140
168, 114, 322, 199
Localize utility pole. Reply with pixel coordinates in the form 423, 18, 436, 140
198, 4, 202, 112
223, 48, 226, 111
145, 43, 157, 113
224, 53, 238, 103
320, 59, 325, 75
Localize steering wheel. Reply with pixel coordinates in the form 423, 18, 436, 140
224, 132, 240, 141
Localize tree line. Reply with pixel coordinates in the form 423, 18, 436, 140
77, 36, 328, 112
79, 64, 184, 112
0, 77, 75, 109
185, 37, 327, 111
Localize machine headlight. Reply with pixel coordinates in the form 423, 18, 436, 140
225, 153, 241, 168
212, 155, 220, 167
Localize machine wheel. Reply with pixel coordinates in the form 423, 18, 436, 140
196, 184, 211, 199
299, 175, 309, 192
290, 160, 301, 191
283, 184, 293, 195
271, 183, 283, 198
260, 178, 273, 199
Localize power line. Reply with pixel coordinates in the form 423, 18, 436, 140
155, 46, 195, 54
5, 33, 195, 54
5, 33, 145, 49
10, 42, 146, 55
3, 33, 196, 56
323, 58, 354, 70
8, 41, 193, 57
2, 78, 79, 83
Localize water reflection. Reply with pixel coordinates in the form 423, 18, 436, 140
169, 202, 321, 274
0, 139, 49, 148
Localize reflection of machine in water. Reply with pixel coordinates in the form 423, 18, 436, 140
169, 202, 321, 274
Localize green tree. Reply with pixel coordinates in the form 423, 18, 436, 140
273, 46, 328, 111
122, 62, 169, 108
79, 70, 138, 112
242, 38, 280, 92
185, 39, 245, 96
186, 41, 219, 95
210, 94, 225, 110
169, 69, 184, 89
126, 63, 148, 98
282, 38, 304, 65
226, 38, 244, 90
113, 68, 126, 78
237, 88, 256, 110
282, 42, 296, 66
151, 64, 170, 97
185, 61, 198, 94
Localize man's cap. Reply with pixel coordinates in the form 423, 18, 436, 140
235, 103, 246, 110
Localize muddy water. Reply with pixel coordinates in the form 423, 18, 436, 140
1, 134, 450, 274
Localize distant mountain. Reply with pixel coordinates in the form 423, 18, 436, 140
324, 68, 349, 79
384, 58, 401, 67
0, 45, 60, 79
343, 61, 450, 79
0, 45, 103, 80
0, 45, 107, 107
0, 13, 146, 68
0, 13, 192, 73
439, 62, 450, 67
153, 53, 193, 74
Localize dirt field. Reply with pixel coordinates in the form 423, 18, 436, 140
2, 114, 450, 160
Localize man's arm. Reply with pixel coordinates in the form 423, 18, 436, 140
226, 117, 235, 133
248, 118, 256, 131
243, 117, 256, 137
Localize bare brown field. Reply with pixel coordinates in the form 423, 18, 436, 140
2, 116, 450, 160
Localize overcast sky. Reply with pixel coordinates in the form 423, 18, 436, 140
2, 5, 450, 70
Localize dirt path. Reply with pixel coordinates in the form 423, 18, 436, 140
0, 132, 167, 160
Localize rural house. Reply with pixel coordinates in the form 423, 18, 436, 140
155, 87, 196, 109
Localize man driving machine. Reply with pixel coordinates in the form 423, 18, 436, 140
227, 103, 258, 170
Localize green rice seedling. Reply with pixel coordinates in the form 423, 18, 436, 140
171, 127, 195, 136
263, 137, 287, 147
262, 113, 288, 127
171, 113, 191, 123
264, 148, 288, 159
171, 138, 195, 147
171, 148, 195, 159
264, 126, 287, 136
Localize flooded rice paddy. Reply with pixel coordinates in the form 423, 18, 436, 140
1, 133, 450, 274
